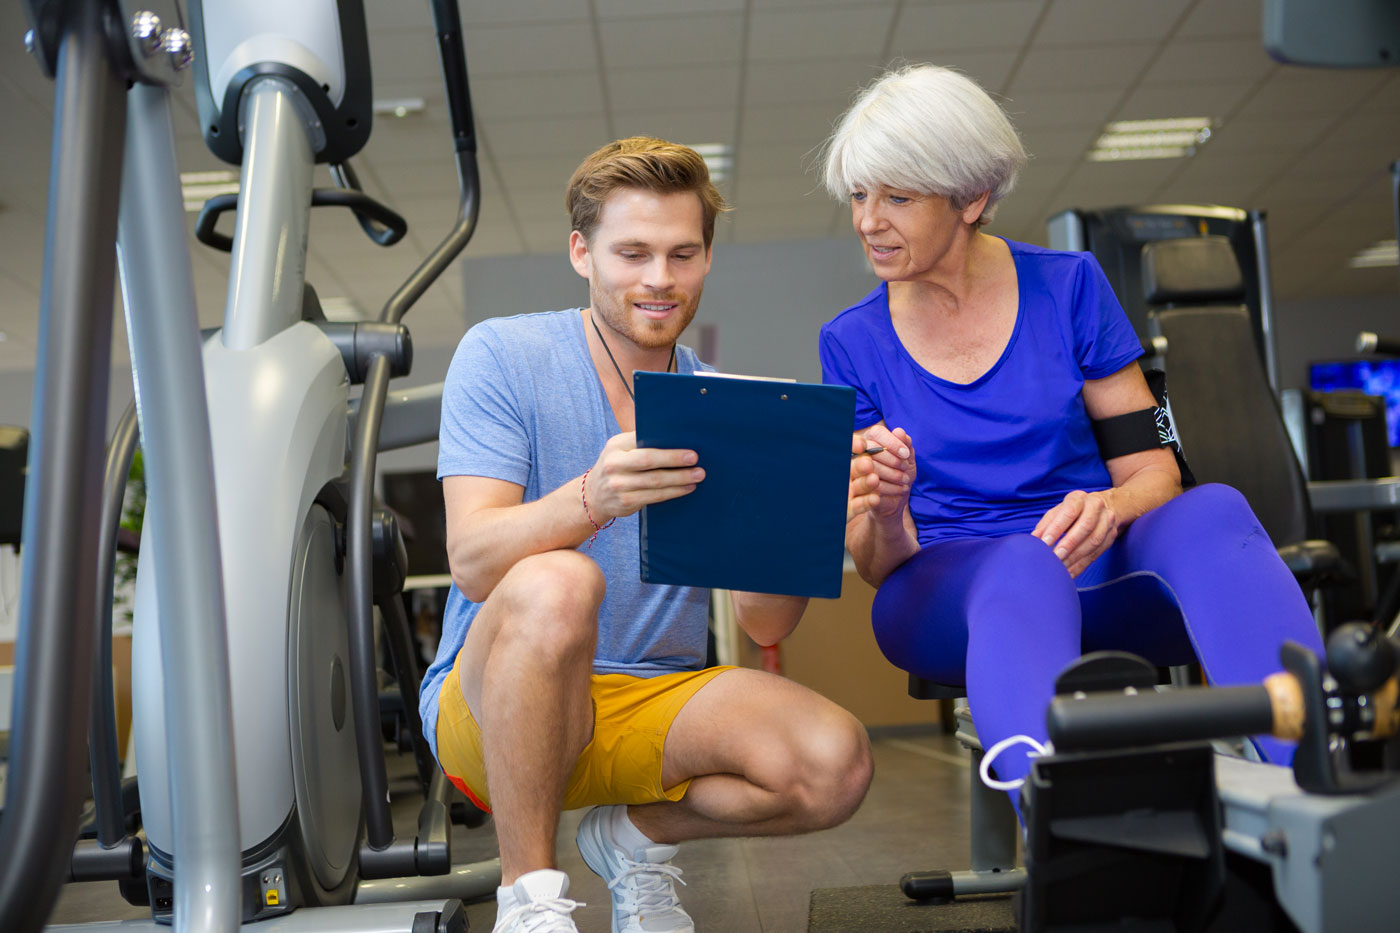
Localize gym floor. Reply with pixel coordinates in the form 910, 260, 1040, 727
47, 729, 992, 932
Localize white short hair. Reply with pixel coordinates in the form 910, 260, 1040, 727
822, 64, 1028, 224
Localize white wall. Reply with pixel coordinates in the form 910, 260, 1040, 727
1273, 291, 1400, 392
2, 236, 1396, 466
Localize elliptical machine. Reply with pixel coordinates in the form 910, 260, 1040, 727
5, 1, 498, 930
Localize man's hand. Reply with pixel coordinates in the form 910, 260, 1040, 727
848, 425, 915, 522
584, 431, 704, 523
1032, 489, 1120, 578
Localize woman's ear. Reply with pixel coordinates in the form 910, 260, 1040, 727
962, 190, 992, 226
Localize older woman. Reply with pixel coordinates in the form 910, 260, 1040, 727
820, 64, 1323, 791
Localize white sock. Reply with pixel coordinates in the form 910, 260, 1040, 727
495, 884, 519, 925
607, 804, 656, 854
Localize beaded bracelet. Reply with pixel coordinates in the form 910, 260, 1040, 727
580, 467, 615, 547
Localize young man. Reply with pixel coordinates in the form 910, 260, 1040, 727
419, 137, 873, 933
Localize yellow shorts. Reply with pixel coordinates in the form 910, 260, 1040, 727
435, 652, 734, 813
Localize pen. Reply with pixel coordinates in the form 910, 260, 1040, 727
852, 446, 885, 459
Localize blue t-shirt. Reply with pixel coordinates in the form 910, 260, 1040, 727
419, 309, 713, 759
818, 239, 1143, 547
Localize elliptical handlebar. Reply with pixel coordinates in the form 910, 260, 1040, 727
344, 0, 481, 869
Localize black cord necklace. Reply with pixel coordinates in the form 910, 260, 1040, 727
590, 311, 676, 402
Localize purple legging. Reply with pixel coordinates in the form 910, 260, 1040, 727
873, 484, 1325, 791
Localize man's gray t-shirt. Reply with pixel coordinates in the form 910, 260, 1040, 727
420, 308, 712, 758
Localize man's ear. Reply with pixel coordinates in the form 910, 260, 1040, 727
568, 230, 592, 279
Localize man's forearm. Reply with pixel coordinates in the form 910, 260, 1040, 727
731, 591, 809, 647
448, 477, 596, 602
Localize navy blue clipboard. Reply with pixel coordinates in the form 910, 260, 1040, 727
633, 371, 855, 599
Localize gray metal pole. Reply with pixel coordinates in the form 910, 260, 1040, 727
0, 2, 123, 929
1251, 210, 1281, 396
117, 82, 241, 933
222, 78, 314, 350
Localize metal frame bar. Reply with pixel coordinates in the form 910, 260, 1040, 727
117, 80, 242, 932
0, 2, 124, 929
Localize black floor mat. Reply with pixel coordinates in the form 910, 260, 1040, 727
809, 886, 1016, 933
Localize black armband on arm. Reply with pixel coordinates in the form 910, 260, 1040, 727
1090, 369, 1196, 487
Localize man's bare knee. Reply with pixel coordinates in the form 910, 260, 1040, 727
493, 550, 605, 660
789, 713, 874, 830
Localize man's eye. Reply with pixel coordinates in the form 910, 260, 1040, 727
851, 192, 866, 202
890, 196, 910, 205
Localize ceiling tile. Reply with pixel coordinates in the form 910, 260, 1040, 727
369, 29, 448, 85
486, 115, 612, 157
1000, 88, 1123, 128
1036, 0, 1191, 47
1012, 158, 1077, 199
1018, 125, 1098, 161
730, 171, 832, 207
520, 219, 576, 255
891, 1, 1043, 53
457, 0, 592, 26
600, 14, 744, 68
493, 153, 587, 192
1206, 113, 1333, 155
894, 49, 1020, 94
747, 6, 897, 62
597, 0, 744, 16
743, 59, 883, 108
1232, 69, 1390, 119
739, 104, 845, 146
1176, 0, 1269, 39
510, 186, 572, 222
471, 71, 606, 122
462, 21, 600, 76
1008, 43, 1155, 92
1111, 82, 1255, 122
736, 141, 827, 178
358, 154, 463, 202
613, 109, 736, 145
608, 65, 741, 113
1140, 38, 1277, 86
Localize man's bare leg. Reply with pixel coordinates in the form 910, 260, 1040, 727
629, 667, 873, 843
453, 549, 603, 882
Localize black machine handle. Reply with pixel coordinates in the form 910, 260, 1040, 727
193, 188, 407, 252
432, 0, 478, 157
1048, 684, 1276, 752
347, 0, 483, 860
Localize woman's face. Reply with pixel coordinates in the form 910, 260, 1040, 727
848, 184, 972, 281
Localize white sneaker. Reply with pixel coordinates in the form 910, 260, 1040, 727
575, 806, 694, 933
493, 869, 583, 933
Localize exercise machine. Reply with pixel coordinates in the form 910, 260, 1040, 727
5, 1, 497, 930
1021, 623, 1400, 932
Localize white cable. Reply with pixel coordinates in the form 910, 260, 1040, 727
979, 733, 1052, 791
0, 544, 20, 636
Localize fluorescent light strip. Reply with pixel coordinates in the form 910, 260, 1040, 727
684, 142, 733, 181
1088, 146, 1194, 162
1349, 239, 1399, 268
372, 97, 425, 118
180, 170, 240, 212
1087, 117, 1214, 162
1103, 117, 1212, 134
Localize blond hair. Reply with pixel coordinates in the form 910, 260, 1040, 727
566, 136, 728, 246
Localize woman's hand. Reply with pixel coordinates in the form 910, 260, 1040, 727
848, 425, 915, 522
1032, 489, 1120, 578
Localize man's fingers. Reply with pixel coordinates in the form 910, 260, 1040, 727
618, 446, 698, 470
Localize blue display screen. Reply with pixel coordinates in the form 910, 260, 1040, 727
1310, 359, 1400, 447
